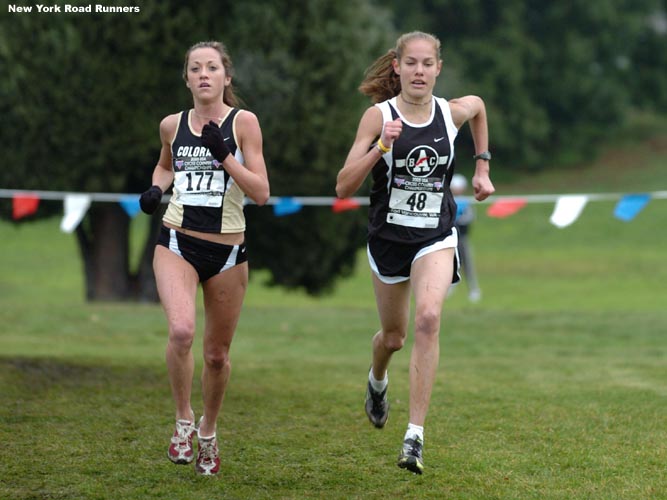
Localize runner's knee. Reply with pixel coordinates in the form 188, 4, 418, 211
168, 321, 195, 351
414, 309, 441, 338
379, 329, 407, 352
203, 349, 231, 372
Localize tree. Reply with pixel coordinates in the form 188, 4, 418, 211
0, 3, 201, 300
226, 0, 393, 293
386, 0, 663, 169
628, 2, 667, 110
0, 0, 393, 299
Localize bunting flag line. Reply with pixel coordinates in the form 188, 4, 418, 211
550, 195, 588, 228
12, 194, 40, 220
1, 189, 667, 228
613, 193, 651, 222
486, 198, 527, 218
60, 194, 91, 233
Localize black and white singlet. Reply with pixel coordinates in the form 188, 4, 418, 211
163, 108, 246, 234
367, 96, 459, 244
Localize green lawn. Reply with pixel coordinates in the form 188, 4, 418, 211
1, 133, 667, 498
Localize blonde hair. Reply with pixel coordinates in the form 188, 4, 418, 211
182, 41, 240, 107
358, 31, 442, 103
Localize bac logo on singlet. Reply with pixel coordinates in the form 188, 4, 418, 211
396, 145, 449, 177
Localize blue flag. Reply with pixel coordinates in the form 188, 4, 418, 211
613, 194, 650, 222
120, 196, 141, 218
273, 197, 303, 217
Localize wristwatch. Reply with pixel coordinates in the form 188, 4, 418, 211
473, 151, 492, 161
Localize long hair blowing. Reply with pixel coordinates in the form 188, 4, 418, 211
358, 31, 442, 104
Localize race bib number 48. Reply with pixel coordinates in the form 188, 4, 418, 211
387, 175, 444, 228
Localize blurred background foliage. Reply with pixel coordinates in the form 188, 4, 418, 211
0, 0, 665, 297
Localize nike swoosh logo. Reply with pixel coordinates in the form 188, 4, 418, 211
434, 137, 445, 142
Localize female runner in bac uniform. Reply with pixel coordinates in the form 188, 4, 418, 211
336, 31, 494, 475
139, 41, 269, 476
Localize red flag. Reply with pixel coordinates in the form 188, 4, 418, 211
12, 194, 40, 220
332, 198, 361, 213
486, 199, 527, 218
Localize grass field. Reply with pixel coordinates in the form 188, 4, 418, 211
1, 134, 667, 498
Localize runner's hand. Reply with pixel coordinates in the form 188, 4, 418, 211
201, 121, 230, 163
381, 118, 402, 148
139, 185, 163, 214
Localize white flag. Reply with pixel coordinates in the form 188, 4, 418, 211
549, 195, 588, 228
60, 194, 92, 233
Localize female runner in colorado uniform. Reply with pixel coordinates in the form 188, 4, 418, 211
139, 41, 269, 476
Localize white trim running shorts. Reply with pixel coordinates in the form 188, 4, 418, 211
158, 226, 247, 283
367, 227, 461, 285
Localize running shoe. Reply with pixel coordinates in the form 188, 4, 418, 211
397, 435, 424, 474
167, 419, 196, 465
365, 381, 389, 428
195, 434, 220, 476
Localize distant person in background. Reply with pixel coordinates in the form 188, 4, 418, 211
139, 41, 270, 476
336, 31, 494, 475
450, 173, 482, 302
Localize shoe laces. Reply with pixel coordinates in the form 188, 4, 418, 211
198, 437, 218, 463
172, 420, 194, 447
369, 386, 387, 412
404, 436, 423, 458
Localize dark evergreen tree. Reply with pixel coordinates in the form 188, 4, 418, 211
386, 0, 663, 168
226, 0, 392, 293
0, 0, 392, 299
